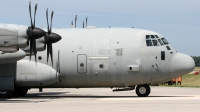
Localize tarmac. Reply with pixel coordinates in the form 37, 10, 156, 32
0, 86, 200, 112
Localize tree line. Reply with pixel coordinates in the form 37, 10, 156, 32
191, 56, 200, 67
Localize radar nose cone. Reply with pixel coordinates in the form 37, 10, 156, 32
170, 53, 195, 78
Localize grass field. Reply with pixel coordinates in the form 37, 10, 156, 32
181, 73, 200, 87
162, 67, 200, 87
194, 67, 200, 71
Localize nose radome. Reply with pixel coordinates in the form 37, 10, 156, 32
170, 53, 195, 78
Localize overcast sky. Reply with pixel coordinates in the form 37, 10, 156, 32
0, 0, 199, 56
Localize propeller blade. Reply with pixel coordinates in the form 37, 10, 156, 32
75, 15, 77, 28
47, 42, 50, 63
49, 43, 53, 65
46, 42, 53, 65
29, 38, 33, 60
50, 11, 54, 34
29, 38, 37, 62
71, 20, 73, 25
58, 50, 60, 73
46, 8, 50, 34
29, 1, 33, 29
33, 3, 38, 28
57, 50, 61, 82
33, 39, 37, 63
83, 21, 84, 28
86, 17, 88, 27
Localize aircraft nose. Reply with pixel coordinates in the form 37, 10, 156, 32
170, 53, 195, 78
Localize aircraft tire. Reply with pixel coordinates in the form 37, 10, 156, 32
136, 84, 150, 97
0, 91, 13, 98
13, 88, 28, 97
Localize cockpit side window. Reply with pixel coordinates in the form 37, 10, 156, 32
146, 40, 153, 46
146, 35, 153, 46
161, 38, 169, 44
166, 46, 171, 50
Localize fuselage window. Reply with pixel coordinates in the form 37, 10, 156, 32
161, 51, 165, 60
146, 40, 153, 46
166, 46, 171, 50
161, 38, 169, 44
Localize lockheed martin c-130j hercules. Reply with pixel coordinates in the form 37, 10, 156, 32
0, 2, 195, 98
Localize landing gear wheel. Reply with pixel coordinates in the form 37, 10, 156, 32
136, 84, 151, 97
13, 88, 28, 97
0, 91, 13, 98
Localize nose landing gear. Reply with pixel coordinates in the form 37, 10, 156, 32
136, 84, 151, 97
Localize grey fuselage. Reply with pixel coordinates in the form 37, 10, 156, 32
16, 27, 194, 88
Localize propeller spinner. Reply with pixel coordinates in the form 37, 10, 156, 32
44, 9, 62, 65
27, 1, 46, 62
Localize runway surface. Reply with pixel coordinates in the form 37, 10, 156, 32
0, 86, 200, 112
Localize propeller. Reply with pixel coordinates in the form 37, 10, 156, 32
27, 1, 46, 62
44, 8, 62, 65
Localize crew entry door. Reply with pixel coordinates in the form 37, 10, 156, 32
77, 54, 87, 74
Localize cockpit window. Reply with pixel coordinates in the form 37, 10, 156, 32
151, 35, 155, 39
146, 35, 169, 46
161, 38, 169, 44
146, 35, 161, 46
158, 39, 164, 45
146, 35, 150, 39
146, 40, 153, 46
155, 35, 159, 38
152, 40, 160, 46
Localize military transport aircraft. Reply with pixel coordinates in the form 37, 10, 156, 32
0, 2, 195, 98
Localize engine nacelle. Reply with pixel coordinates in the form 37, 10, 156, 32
0, 49, 26, 64
0, 46, 19, 54
0, 24, 28, 48
15, 60, 59, 87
